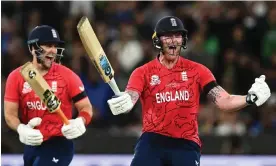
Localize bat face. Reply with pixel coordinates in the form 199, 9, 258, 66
20, 62, 61, 113
77, 17, 114, 82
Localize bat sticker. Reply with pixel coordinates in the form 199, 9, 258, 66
99, 54, 111, 76
28, 70, 37, 79
43, 89, 60, 112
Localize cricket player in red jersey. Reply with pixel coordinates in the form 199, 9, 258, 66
107, 16, 271, 166
4, 25, 93, 166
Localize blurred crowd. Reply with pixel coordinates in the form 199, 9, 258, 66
1, 1, 276, 154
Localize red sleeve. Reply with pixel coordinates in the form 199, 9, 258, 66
4, 70, 20, 103
198, 64, 216, 90
66, 69, 87, 102
126, 66, 145, 95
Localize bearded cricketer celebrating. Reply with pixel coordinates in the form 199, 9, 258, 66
107, 16, 271, 166
4, 25, 93, 166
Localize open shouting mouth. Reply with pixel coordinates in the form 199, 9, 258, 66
168, 45, 177, 55
168, 45, 176, 49
45, 55, 55, 61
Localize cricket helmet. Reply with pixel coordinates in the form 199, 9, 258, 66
27, 25, 65, 63
152, 16, 188, 50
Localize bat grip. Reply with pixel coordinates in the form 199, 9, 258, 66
56, 108, 70, 125
108, 78, 121, 96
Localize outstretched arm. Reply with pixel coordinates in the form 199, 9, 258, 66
207, 75, 271, 112
207, 86, 248, 112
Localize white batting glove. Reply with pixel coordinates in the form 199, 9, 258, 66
107, 92, 134, 115
17, 117, 43, 146
246, 75, 271, 106
61, 117, 86, 139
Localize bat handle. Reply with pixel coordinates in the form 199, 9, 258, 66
108, 77, 121, 96
56, 108, 70, 125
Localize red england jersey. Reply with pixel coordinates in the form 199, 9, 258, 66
126, 56, 215, 147
4, 62, 87, 141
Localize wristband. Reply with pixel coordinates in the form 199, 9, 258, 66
78, 111, 92, 126
246, 94, 258, 105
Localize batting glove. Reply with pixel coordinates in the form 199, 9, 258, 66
107, 92, 134, 115
17, 117, 43, 146
246, 75, 271, 106
61, 117, 86, 139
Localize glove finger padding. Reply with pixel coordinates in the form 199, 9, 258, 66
65, 131, 80, 139
108, 93, 129, 104
255, 75, 265, 82
108, 93, 133, 115
248, 75, 271, 106
121, 101, 133, 110
27, 138, 43, 144
61, 117, 86, 139
258, 75, 266, 82
62, 124, 75, 135
27, 117, 42, 128
26, 133, 43, 139
26, 137, 43, 141
17, 123, 43, 146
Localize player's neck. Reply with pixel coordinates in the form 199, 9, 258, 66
159, 53, 179, 69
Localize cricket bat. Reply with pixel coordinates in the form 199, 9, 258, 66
20, 62, 70, 125
77, 16, 121, 96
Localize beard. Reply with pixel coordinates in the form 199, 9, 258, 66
39, 55, 55, 70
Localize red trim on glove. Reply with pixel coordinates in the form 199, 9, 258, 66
78, 111, 92, 126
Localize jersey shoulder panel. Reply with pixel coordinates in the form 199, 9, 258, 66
51, 63, 80, 82
142, 58, 162, 73
4, 66, 25, 102
53, 63, 75, 75
182, 58, 216, 88
6, 66, 25, 83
